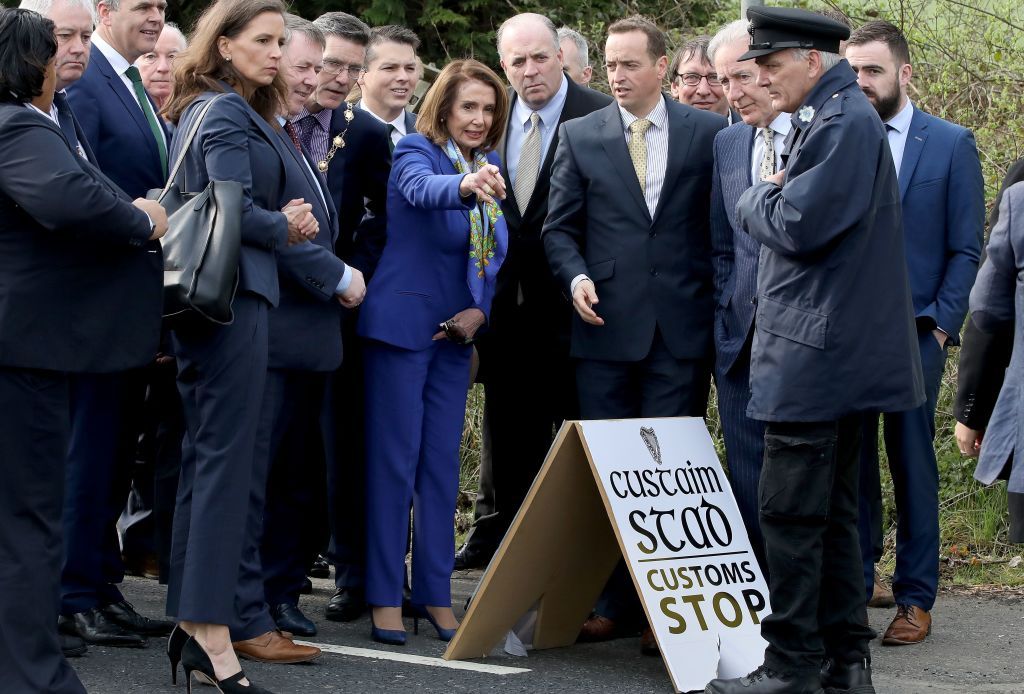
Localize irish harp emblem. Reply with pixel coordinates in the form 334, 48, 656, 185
640, 426, 662, 466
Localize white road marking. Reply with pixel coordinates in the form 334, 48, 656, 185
294, 641, 531, 675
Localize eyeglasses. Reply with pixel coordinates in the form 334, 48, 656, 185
321, 59, 364, 78
676, 72, 722, 87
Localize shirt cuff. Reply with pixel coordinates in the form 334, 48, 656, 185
335, 264, 353, 294
570, 274, 591, 296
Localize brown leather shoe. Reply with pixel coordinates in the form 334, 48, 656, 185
882, 604, 931, 645
576, 613, 618, 643
639, 627, 659, 656
233, 630, 320, 663
868, 571, 895, 608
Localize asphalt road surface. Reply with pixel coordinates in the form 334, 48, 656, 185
69, 573, 1024, 693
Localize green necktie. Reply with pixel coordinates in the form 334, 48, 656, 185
386, 123, 396, 154
125, 65, 168, 176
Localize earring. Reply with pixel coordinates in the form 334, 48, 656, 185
225, 55, 232, 62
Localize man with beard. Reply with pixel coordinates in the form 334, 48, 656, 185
846, 20, 983, 646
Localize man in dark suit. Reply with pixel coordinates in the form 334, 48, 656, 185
543, 15, 723, 652
707, 9, 924, 693
0, 5, 167, 683
707, 19, 791, 574
232, 16, 364, 657
455, 12, 612, 571
355, 25, 420, 151
59, 0, 171, 646
846, 20, 984, 646
293, 11, 391, 623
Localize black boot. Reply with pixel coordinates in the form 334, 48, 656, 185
705, 665, 824, 693
821, 657, 875, 694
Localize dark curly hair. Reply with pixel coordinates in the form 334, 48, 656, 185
0, 8, 57, 104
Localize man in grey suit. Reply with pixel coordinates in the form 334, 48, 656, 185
355, 24, 418, 150
707, 20, 790, 574
543, 14, 724, 651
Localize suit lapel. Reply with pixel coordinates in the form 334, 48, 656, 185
899, 107, 927, 201
277, 128, 331, 224
500, 92, 523, 227
600, 105, 650, 223
653, 100, 694, 223
93, 47, 160, 162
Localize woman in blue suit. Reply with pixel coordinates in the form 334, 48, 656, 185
159, 0, 320, 691
359, 59, 509, 644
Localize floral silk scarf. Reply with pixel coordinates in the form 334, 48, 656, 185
443, 139, 507, 305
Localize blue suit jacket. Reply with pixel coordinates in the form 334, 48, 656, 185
66, 44, 168, 198
970, 182, 1024, 494
898, 107, 984, 344
269, 129, 346, 371
0, 102, 159, 373
710, 121, 760, 375
358, 135, 506, 351
170, 89, 289, 306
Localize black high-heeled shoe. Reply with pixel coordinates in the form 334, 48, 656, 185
180, 636, 274, 694
167, 624, 190, 685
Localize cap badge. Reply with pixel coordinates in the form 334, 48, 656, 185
797, 105, 815, 124
747, 21, 755, 38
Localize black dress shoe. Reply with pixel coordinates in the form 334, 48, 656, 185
101, 600, 174, 636
308, 554, 331, 579
58, 608, 146, 647
300, 577, 313, 595
61, 633, 87, 658
453, 543, 493, 571
325, 587, 366, 622
705, 665, 824, 693
271, 603, 317, 637
821, 658, 875, 694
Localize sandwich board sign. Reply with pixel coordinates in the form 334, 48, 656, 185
444, 418, 770, 693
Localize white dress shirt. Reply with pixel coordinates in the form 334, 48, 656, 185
750, 111, 792, 184
506, 74, 568, 189
358, 101, 407, 148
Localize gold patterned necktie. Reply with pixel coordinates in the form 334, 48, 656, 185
629, 118, 652, 192
513, 112, 542, 215
759, 126, 776, 181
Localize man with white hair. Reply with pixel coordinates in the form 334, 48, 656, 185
558, 26, 592, 85
706, 18, 790, 575
135, 22, 185, 109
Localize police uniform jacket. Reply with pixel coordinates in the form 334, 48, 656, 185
736, 60, 924, 422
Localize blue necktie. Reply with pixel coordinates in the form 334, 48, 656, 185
53, 92, 86, 159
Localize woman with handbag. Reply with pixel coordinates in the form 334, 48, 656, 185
358, 59, 509, 645
0, 8, 167, 691
159, 0, 320, 691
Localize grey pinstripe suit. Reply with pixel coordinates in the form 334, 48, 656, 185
710, 121, 767, 570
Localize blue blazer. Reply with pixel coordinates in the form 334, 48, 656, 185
170, 89, 289, 307
325, 106, 391, 277
269, 128, 347, 371
0, 102, 159, 373
898, 107, 984, 344
710, 121, 760, 375
66, 44, 169, 198
970, 182, 1024, 494
358, 134, 506, 351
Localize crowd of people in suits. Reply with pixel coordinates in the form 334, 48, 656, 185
0, 1, 1019, 693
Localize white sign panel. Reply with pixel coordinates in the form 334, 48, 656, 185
578, 417, 770, 693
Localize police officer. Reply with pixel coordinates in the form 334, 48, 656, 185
705, 8, 924, 694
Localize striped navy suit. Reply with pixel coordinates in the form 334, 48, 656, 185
709, 121, 767, 570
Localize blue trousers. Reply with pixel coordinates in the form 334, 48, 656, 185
166, 296, 270, 630
363, 338, 471, 608
715, 348, 768, 573
0, 368, 85, 694
859, 330, 945, 610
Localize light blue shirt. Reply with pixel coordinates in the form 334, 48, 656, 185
506, 74, 568, 189
885, 99, 914, 180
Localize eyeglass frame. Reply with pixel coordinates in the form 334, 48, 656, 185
321, 59, 364, 79
674, 71, 722, 87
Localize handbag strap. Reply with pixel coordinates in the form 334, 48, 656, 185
155, 92, 229, 201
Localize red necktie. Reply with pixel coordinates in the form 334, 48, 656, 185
284, 121, 302, 154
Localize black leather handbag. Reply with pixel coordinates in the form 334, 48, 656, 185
148, 94, 241, 325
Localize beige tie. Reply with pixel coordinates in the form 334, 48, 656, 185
629, 119, 652, 191
759, 126, 776, 181
513, 112, 542, 215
